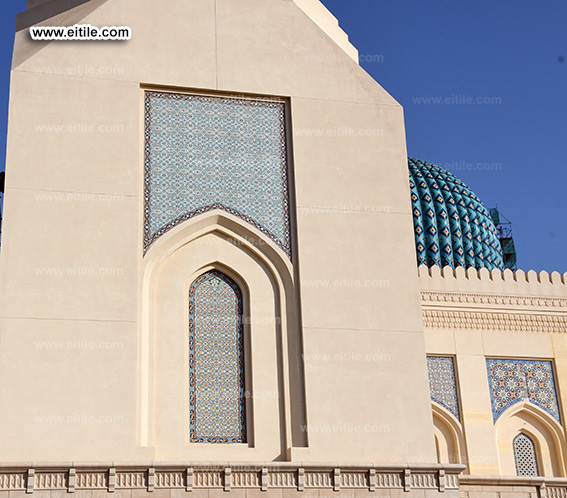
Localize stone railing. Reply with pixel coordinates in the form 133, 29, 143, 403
0, 463, 464, 493
460, 475, 567, 498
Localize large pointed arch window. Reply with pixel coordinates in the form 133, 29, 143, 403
513, 433, 539, 476
188, 270, 246, 443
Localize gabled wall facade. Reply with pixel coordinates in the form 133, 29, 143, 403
0, 0, 434, 465
1, 2, 567, 498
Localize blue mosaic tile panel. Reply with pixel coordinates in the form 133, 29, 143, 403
144, 91, 291, 258
486, 359, 560, 422
189, 270, 246, 443
427, 356, 460, 421
408, 158, 503, 270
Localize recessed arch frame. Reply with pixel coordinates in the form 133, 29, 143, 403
138, 210, 307, 451
431, 402, 468, 468
494, 401, 567, 477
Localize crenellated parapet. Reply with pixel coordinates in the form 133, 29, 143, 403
418, 265, 567, 332
419, 264, 567, 296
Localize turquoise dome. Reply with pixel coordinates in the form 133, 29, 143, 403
408, 158, 503, 270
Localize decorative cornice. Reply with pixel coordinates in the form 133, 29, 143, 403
421, 290, 567, 311
422, 310, 567, 333
418, 264, 567, 335
0, 464, 463, 493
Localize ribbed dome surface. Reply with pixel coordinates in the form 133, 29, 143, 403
408, 158, 503, 270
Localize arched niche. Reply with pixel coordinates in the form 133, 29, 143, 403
432, 403, 467, 468
138, 210, 307, 459
496, 402, 566, 477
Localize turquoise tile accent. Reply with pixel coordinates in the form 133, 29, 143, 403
409, 158, 503, 270
144, 92, 291, 257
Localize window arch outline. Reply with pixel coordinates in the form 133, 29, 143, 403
188, 268, 248, 444
431, 403, 467, 467
139, 211, 307, 451
513, 432, 540, 477
495, 401, 567, 477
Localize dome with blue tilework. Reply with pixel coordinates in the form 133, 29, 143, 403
408, 157, 503, 270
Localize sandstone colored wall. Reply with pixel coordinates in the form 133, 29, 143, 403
420, 266, 567, 477
0, 0, 434, 464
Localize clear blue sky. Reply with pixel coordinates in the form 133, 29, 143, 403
1, 0, 566, 272
320, 0, 567, 274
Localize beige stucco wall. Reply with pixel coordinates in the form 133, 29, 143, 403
0, 0, 435, 464
2, 0, 567, 479
420, 266, 567, 477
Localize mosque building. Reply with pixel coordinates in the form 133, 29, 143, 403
0, 1, 566, 498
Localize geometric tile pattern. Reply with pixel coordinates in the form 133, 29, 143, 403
144, 91, 291, 258
188, 270, 246, 443
427, 356, 461, 421
409, 157, 503, 270
486, 359, 560, 423
514, 433, 539, 476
